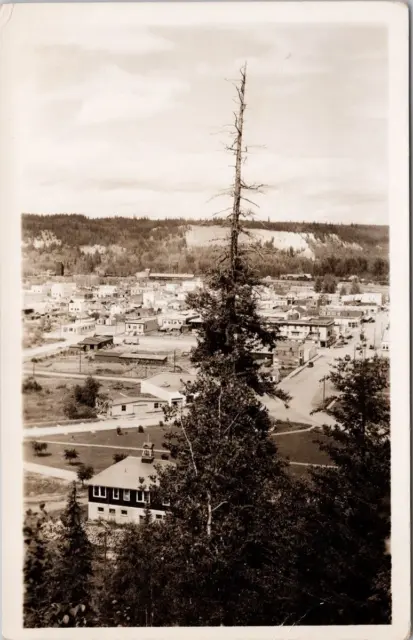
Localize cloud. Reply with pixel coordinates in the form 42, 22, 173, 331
75, 67, 190, 124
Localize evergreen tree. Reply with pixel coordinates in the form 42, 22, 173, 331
297, 356, 391, 624
23, 507, 53, 627
48, 483, 95, 626
314, 276, 323, 293
137, 65, 299, 626
102, 508, 171, 627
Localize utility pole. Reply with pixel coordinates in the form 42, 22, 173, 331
79, 348, 82, 374
173, 350, 176, 372
322, 376, 326, 403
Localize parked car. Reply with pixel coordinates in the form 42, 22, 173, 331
369, 344, 375, 350
308, 361, 314, 368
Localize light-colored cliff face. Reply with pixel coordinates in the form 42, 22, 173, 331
184, 226, 363, 259
22, 230, 62, 250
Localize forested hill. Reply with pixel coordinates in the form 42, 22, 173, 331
21, 214, 389, 280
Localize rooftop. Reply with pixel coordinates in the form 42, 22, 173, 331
89, 455, 171, 491
145, 372, 197, 391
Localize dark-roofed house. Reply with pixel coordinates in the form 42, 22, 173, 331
88, 446, 171, 524
75, 335, 114, 352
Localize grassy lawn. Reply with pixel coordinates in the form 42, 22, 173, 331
25, 424, 331, 474
35, 424, 168, 449
274, 430, 332, 466
271, 420, 310, 433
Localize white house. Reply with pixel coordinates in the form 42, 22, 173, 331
381, 329, 390, 354
51, 283, 77, 300
61, 319, 96, 335
140, 372, 196, 406
110, 395, 167, 417
69, 299, 90, 314
125, 316, 159, 335
31, 283, 52, 295
88, 448, 171, 525
97, 285, 118, 299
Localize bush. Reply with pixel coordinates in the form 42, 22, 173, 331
31, 441, 48, 456
138, 425, 144, 433
116, 427, 123, 436
22, 378, 42, 393
63, 448, 79, 464
63, 399, 97, 420
161, 453, 169, 461
113, 453, 127, 464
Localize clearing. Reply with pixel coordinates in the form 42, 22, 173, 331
23, 377, 142, 426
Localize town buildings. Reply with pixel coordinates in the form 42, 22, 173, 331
141, 372, 196, 407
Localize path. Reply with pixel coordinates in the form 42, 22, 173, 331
288, 461, 336, 469
271, 424, 318, 437
26, 439, 170, 455
23, 369, 143, 384
23, 335, 83, 359
24, 462, 77, 481
24, 415, 162, 438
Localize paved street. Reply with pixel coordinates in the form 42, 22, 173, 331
24, 415, 162, 438
24, 462, 77, 481
266, 309, 389, 427
23, 334, 83, 359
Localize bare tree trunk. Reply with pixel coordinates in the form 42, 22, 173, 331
230, 64, 247, 277
206, 490, 212, 537
225, 65, 247, 349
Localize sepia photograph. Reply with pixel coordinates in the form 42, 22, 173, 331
0, 2, 410, 638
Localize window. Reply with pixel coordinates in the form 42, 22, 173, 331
93, 486, 106, 498
154, 402, 159, 409
113, 488, 119, 500
156, 514, 162, 520
97, 507, 104, 513
139, 515, 145, 523
121, 404, 126, 412
144, 491, 151, 504
123, 490, 130, 501
121, 510, 128, 516
136, 490, 144, 502
109, 508, 115, 515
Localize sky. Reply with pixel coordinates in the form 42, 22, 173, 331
10, 4, 388, 224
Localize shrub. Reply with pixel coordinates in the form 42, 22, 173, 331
113, 453, 127, 464
22, 378, 42, 393
161, 453, 169, 461
31, 441, 48, 456
116, 427, 122, 436
64, 448, 79, 465
138, 425, 144, 433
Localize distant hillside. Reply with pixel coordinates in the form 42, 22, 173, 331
21, 214, 389, 281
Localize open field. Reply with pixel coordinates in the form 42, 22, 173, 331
25, 423, 332, 474
23, 376, 142, 426
24, 471, 88, 514
24, 471, 71, 497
